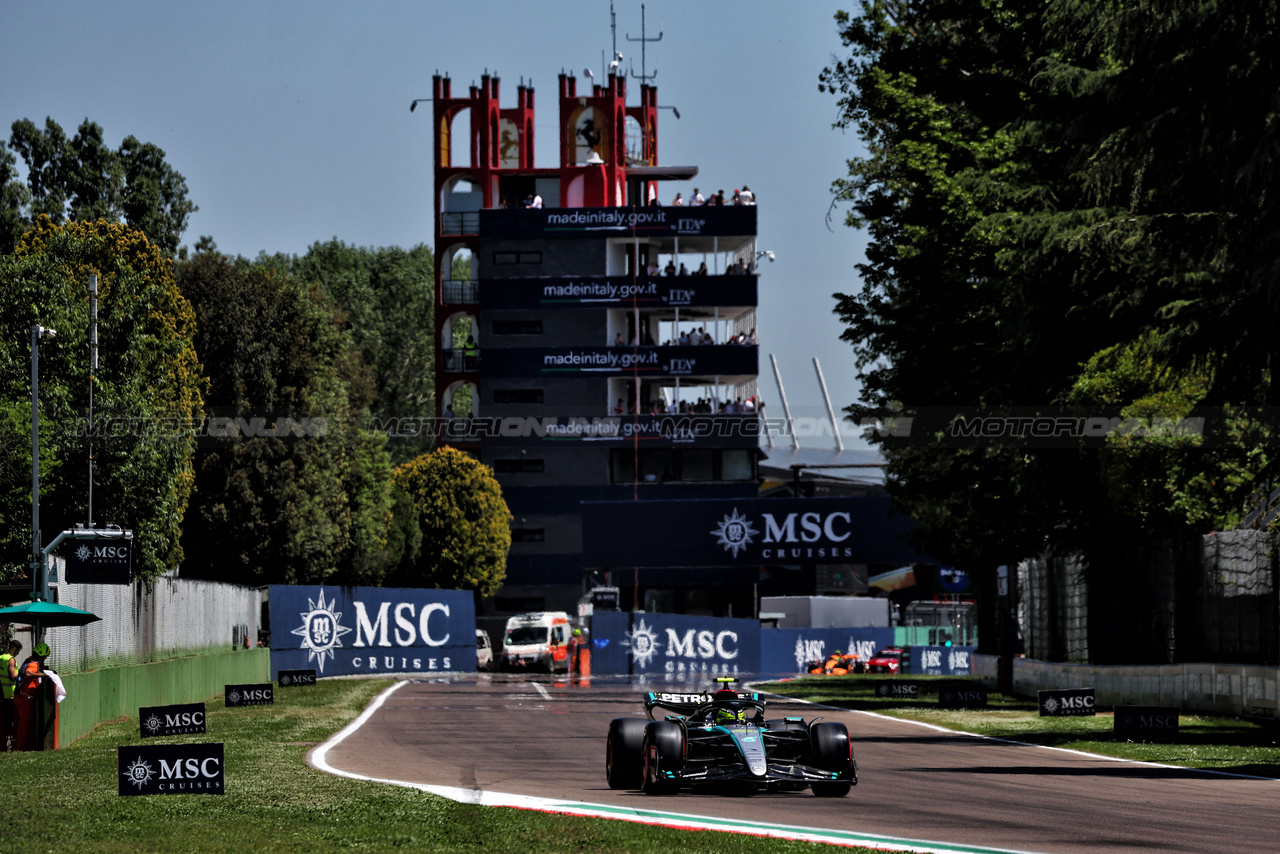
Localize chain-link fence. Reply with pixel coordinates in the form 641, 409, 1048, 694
21, 575, 264, 674
1016, 530, 1280, 665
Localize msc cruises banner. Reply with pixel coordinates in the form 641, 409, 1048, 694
591, 611, 760, 678
479, 275, 756, 310
481, 345, 757, 378
480, 206, 756, 239
268, 585, 475, 678
581, 495, 928, 567
760, 628, 895, 676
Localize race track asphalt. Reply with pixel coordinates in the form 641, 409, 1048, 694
321, 673, 1280, 853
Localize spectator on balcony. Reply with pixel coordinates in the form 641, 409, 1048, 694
646, 260, 660, 277
740, 185, 755, 205
463, 333, 478, 371
747, 328, 758, 345
614, 332, 625, 347
444, 404, 455, 421
664, 260, 676, 276
673, 192, 684, 206
678, 329, 690, 346
525, 192, 543, 209
614, 398, 625, 415
713, 190, 726, 206
690, 188, 705, 206
732, 189, 743, 205
695, 261, 708, 276
678, 263, 689, 276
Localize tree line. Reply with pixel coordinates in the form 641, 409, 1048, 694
0, 118, 509, 595
823, 2, 1280, 601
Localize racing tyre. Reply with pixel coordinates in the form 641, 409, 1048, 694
606, 718, 647, 789
641, 720, 684, 795
810, 721, 855, 797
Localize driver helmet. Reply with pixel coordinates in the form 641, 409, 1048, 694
712, 689, 746, 724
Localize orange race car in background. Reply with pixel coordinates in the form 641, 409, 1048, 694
807, 651, 864, 675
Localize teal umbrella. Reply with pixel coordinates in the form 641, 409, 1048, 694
0, 600, 101, 627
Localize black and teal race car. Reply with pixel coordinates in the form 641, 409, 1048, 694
605, 680, 857, 796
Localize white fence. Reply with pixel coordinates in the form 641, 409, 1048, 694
974, 653, 1280, 719
34, 576, 263, 674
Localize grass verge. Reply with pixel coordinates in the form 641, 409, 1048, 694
758, 675, 1280, 778
1, 678, 891, 854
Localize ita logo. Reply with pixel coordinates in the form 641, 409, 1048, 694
710, 508, 758, 557
291, 588, 352, 673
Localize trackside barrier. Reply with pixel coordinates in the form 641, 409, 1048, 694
588, 616, 970, 679
973, 653, 1280, 720
760, 627, 894, 676
590, 612, 760, 680
56, 648, 270, 747
907, 645, 977, 676
268, 585, 476, 679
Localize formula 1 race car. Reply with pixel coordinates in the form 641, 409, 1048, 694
605, 679, 857, 796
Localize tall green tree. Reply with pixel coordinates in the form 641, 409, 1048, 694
3, 118, 196, 256
0, 216, 204, 581
176, 252, 396, 586
389, 446, 510, 596
260, 240, 436, 462
825, 1, 1280, 658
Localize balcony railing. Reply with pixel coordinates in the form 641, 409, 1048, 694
440, 211, 480, 235
442, 348, 479, 373
442, 279, 479, 304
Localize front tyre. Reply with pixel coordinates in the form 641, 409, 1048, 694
810, 721, 856, 797
641, 720, 684, 795
606, 718, 647, 789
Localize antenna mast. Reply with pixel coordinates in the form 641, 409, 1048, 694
626, 3, 662, 83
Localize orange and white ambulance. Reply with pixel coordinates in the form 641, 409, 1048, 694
501, 611, 573, 673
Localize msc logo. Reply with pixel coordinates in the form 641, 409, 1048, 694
138, 703, 207, 738
225, 684, 274, 707
118, 743, 225, 796
710, 508, 758, 558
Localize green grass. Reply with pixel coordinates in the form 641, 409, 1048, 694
0, 678, 892, 854
759, 675, 1280, 778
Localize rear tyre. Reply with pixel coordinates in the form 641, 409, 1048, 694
810, 721, 856, 797
606, 718, 647, 789
641, 720, 684, 795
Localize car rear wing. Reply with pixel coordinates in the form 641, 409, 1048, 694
644, 690, 762, 717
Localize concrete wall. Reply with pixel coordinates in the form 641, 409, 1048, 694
57, 648, 270, 747
760, 596, 890, 628
973, 653, 1280, 719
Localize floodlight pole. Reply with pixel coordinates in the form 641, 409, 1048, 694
31, 325, 51, 604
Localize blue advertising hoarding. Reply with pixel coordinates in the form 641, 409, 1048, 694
759, 628, 896, 677
906, 645, 976, 676
268, 586, 475, 679
480, 345, 757, 378
591, 611, 760, 680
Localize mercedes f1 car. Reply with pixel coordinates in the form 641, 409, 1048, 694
605, 680, 857, 796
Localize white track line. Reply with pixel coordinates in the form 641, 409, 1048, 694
748, 684, 1280, 783
309, 680, 1038, 854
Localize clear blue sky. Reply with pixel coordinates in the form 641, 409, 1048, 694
2, 0, 872, 448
